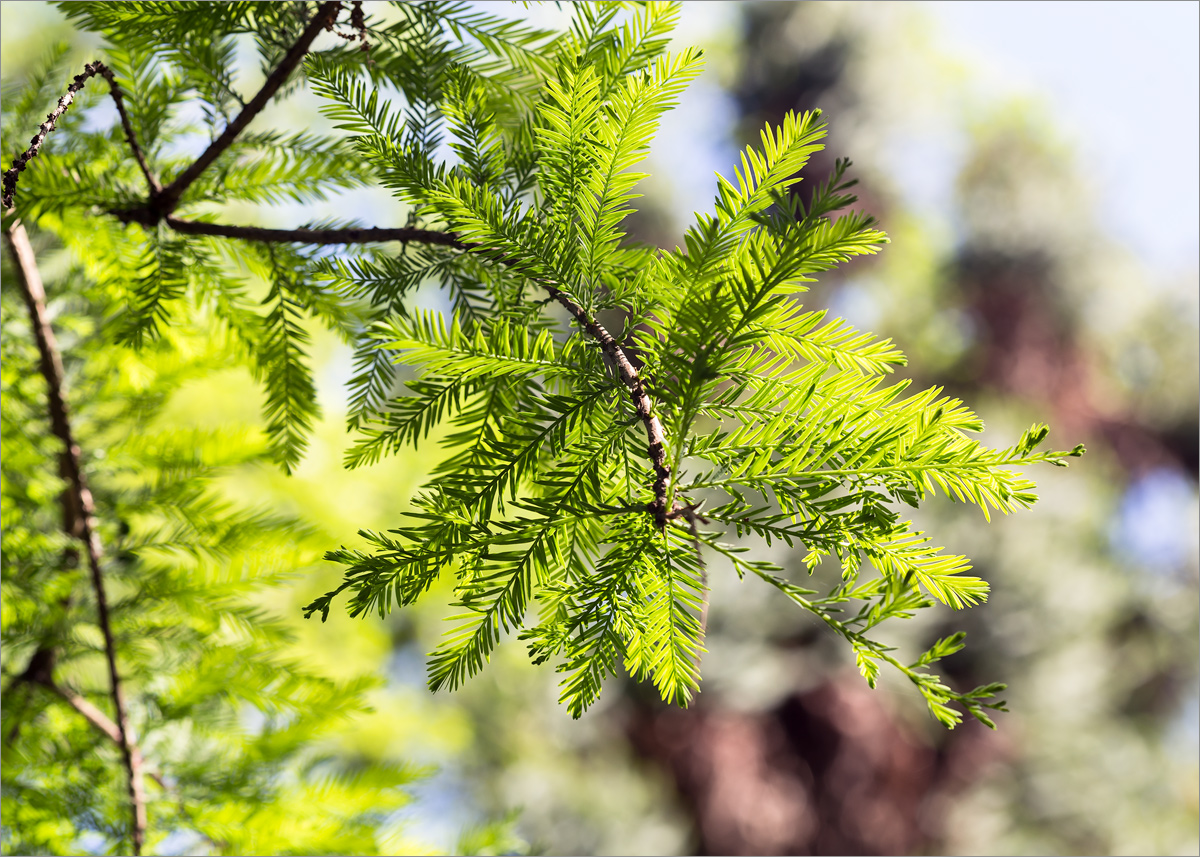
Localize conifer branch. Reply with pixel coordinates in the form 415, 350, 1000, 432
152, 1, 343, 214
133, 215, 676, 527
15, 1, 676, 535
2, 0, 1088, 732
4, 218, 147, 855
32, 676, 226, 852
4, 2, 341, 211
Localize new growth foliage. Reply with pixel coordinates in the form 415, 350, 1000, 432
290, 2, 1083, 723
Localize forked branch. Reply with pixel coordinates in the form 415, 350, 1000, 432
4, 0, 675, 534
3, 2, 344, 213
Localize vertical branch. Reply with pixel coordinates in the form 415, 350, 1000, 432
3, 218, 147, 855
38, 678, 226, 853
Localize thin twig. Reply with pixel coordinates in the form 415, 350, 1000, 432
45, 679, 125, 745
330, 0, 373, 62
93, 64, 160, 194
2, 59, 159, 207
3, 62, 99, 209
152, 1, 343, 214
155, 215, 468, 247
4, 218, 147, 855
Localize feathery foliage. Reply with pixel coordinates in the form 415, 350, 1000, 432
2, 16, 1084, 857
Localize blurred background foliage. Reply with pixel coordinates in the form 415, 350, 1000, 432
2, 2, 1196, 855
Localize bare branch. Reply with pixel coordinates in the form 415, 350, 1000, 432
2, 61, 159, 209
43, 683, 149, 822
46, 680, 125, 745
4, 218, 147, 855
93, 65, 161, 194
152, 1, 344, 213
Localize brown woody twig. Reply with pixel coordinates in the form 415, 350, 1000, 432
150, 215, 468, 248
94, 64, 161, 194
4, 61, 96, 208
543, 285, 673, 528
2, 61, 158, 209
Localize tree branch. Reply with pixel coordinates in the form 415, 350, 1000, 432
2, 64, 97, 208
94, 64, 161, 194
7, 7, 672, 534
152, 1, 344, 213
4, 217, 147, 855
5, 1, 341, 212
31, 676, 227, 852
543, 285, 672, 528
45, 679, 125, 745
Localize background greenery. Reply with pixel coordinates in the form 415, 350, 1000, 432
2, 2, 1195, 855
